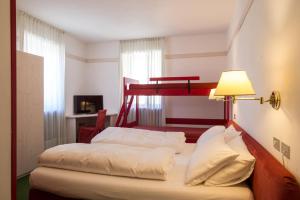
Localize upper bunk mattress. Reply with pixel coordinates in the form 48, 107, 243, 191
129, 82, 218, 90
30, 143, 254, 200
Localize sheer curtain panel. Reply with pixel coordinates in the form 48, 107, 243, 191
120, 38, 165, 126
17, 11, 66, 148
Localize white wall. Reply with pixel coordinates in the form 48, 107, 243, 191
165, 34, 227, 120
0, 0, 11, 198
78, 34, 228, 122
228, 0, 300, 180
65, 38, 121, 115
65, 34, 87, 115
65, 34, 122, 115
85, 41, 120, 114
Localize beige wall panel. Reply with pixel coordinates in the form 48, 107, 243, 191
17, 51, 44, 177
0, 0, 11, 199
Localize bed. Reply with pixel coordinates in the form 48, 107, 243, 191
115, 77, 230, 127
29, 77, 300, 200
30, 143, 253, 200
29, 122, 300, 200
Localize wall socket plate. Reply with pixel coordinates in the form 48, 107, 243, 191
281, 142, 290, 159
273, 137, 281, 152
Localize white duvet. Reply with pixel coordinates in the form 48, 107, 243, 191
39, 143, 175, 180
91, 127, 186, 153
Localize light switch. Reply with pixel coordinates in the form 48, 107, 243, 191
273, 137, 280, 152
281, 142, 290, 159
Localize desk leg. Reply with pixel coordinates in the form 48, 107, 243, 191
109, 115, 117, 127
66, 118, 76, 143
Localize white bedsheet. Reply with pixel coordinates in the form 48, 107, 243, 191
91, 127, 186, 153
30, 143, 254, 200
39, 143, 175, 180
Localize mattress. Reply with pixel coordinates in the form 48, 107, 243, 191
129, 82, 218, 90
30, 143, 254, 200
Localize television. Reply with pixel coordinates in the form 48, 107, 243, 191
74, 95, 103, 114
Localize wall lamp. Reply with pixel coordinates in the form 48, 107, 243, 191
210, 70, 281, 110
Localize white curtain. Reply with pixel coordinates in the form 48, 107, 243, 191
120, 38, 165, 126
17, 11, 66, 148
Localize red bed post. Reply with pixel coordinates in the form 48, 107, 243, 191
135, 95, 139, 125
223, 96, 231, 125
224, 98, 227, 122
122, 95, 128, 126
122, 78, 128, 126
228, 97, 231, 121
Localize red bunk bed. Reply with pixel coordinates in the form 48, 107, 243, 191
115, 76, 230, 130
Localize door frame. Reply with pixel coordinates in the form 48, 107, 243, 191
11, 0, 17, 199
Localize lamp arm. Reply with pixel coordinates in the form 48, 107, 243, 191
232, 96, 264, 104
231, 91, 281, 110
235, 97, 262, 101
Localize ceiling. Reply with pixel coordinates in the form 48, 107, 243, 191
17, 0, 236, 43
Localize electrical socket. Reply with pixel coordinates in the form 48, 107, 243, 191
273, 137, 280, 152
281, 142, 290, 159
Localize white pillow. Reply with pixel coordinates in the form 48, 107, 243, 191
185, 134, 239, 186
196, 126, 225, 145
204, 135, 255, 186
224, 125, 242, 143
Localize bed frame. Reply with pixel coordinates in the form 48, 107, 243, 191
29, 77, 300, 200
137, 123, 300, 200
29, 121, 300, 200
229, 121, 300, 200
115, 76, 230, 127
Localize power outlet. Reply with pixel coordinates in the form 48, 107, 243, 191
281, 142, 290, 159
273, 137, 280, 152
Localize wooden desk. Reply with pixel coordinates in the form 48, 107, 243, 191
65, 112, 117, 143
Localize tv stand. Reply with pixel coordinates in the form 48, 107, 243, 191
65, 112, 117, 143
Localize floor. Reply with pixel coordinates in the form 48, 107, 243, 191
17, 175, 30, 200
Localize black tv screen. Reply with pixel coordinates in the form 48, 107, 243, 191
74, 95, 103, 114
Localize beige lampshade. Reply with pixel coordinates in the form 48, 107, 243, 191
209, 88, 224, 100
214, 70, 256, 96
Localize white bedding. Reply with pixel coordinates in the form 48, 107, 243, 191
91, 127, 186, 153
39, 143, 175, 180
31, 144, 254, 200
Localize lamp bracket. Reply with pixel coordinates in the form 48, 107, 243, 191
267, 91, 281, 110
259, 91, 281, 109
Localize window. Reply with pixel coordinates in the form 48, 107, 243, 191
121, 38, 163, 109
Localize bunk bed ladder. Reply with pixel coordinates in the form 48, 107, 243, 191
115, 95, 135, 127
115, 102, 125, 127
122, 95, 134, 126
